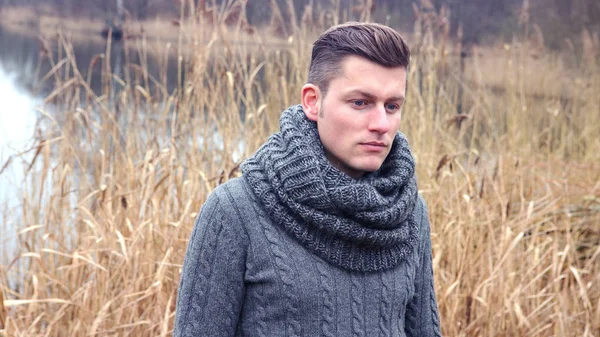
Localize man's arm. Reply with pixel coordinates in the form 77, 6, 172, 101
405, 196, 443, 337
173, 188, 248, 337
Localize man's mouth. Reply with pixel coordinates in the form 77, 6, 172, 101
360, 141, 387, 152
361, 141, 386, 147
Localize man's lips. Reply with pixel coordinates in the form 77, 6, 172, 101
360, 141, 386, 147
360, 141, 387, 152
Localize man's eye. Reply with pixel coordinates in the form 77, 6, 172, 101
386, 104, 400, 112
353, 100, 368, 107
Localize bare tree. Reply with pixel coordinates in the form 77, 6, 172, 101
116, 0, 124, 23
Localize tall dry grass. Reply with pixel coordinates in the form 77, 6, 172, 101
1, 0, 599, 336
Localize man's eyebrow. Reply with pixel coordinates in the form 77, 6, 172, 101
344, 89, 376, 99
344, 89, 405, 102
388, 95, 405, 103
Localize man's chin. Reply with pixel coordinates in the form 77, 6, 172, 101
355, 162, 385, 174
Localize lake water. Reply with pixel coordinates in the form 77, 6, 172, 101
0, 23, 129, 270
0, 62, 38, 202
0, 24, 127, 265
0, 60, 39, 268
0, 22, 179, 205
0, 24, 247, 266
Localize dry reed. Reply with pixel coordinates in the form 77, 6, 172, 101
0, 0, 599, 336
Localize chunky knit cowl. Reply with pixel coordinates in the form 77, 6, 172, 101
241, 104, 419, 272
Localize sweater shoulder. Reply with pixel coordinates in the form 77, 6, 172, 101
210, 177, 256, 212
193, 177, 253, 243
207, 177, 252, 208
207, 177, 255, 233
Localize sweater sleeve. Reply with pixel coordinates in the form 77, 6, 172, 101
405, 196, 443, 337
173, 187, 248, 337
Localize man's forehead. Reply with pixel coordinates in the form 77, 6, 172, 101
339, 55, 407, 72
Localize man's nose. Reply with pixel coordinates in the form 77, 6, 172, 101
368, 104, 390, 133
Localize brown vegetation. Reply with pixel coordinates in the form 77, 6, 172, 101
0, 1, 599, 336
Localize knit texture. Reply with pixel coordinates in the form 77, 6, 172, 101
173, 104, 442, 336
241, 104, 419, 272
173, 178, 442, 337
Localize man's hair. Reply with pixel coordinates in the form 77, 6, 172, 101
307, 22, 411, 98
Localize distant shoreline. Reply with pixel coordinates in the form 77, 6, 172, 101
0, 6, 197, 46
0, 5, 270, 46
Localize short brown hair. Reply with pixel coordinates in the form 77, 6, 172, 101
307, 22, 410, 97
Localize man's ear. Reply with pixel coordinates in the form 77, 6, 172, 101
301, 83, 320, 122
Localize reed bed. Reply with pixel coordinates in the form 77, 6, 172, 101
1, 1, 599, 336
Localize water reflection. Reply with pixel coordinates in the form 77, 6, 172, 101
0, 24, 252, 267
0, 61, 39, 266
0, 23, 184, 219
0, 63, 38, 205
0, 24, 182, 97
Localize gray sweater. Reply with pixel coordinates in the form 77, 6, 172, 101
173, 105, 442, 336
173, 178, 441, 336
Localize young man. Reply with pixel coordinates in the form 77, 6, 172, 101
174, 22, 442, 337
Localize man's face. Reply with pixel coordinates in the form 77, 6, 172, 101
304, 55, 407, 178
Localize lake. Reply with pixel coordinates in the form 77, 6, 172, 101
0, 23, 173, 265
0, 23, 250, 266
0, 64, 38, 271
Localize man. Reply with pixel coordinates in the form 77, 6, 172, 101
174, 22, 442, 337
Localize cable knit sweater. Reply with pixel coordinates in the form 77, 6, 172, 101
173, 105, 442, 336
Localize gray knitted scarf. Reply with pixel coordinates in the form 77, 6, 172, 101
242, 104, 419, 272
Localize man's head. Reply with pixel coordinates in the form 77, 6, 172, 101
301, 22, 410, 178
307, 22, 410, 99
